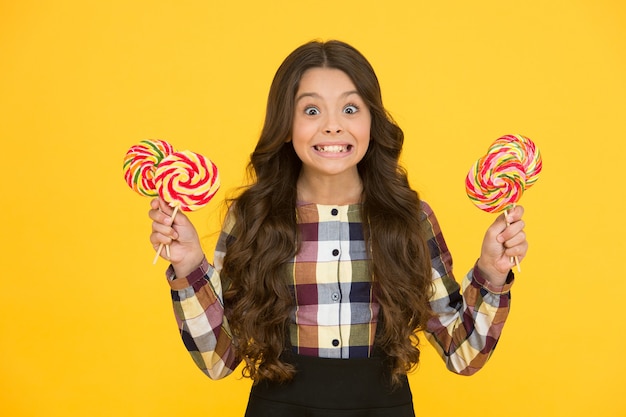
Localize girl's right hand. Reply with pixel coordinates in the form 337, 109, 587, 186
149, 198, 205, 277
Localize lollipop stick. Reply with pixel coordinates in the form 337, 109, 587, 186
152, 205, 180, 265
504, 208, 521, 273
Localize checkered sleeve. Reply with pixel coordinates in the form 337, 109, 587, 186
421, 201, 514, 375
165, 213, 239, 379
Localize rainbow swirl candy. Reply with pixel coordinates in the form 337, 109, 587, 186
465, 135, 542, 213
123, 140, 175, 196
154, 150, 220, 212
490, 134, 542, 188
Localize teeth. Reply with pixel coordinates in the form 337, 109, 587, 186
315, 145, 349, 153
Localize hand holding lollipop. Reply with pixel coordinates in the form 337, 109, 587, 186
465, 134, 542, 271
123, 140, 220, 264
152, 150, 220, 264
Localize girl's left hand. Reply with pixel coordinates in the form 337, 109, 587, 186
476, 205, 528, 286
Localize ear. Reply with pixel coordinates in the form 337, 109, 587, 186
284, 137, 292, 143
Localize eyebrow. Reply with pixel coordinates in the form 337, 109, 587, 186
295, 90, 360, 103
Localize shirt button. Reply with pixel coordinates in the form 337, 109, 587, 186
332, 249, 339, 256
331, 208, 339, 216
331, 292, 340, 301
332, 339, 340, 347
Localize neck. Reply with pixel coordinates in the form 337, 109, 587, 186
297, 171, 363, 205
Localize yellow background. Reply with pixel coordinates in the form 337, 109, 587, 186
2, 1, 625, 416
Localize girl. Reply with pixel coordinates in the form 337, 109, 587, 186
149, 40, 527, 417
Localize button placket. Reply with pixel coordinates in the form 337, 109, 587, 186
326, 205, 343, 351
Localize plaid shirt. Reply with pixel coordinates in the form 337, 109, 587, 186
167, 201, 514, 379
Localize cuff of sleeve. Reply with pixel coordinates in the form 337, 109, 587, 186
472, 263, 515, 295
166, 256, 210, 291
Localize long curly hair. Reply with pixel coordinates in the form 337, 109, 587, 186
221, 40, 433, 385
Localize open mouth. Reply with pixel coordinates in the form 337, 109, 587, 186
313, 145, 353, 153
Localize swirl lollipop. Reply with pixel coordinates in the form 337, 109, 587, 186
123, 140, 175, 196
465, 134, 542, 270
152, 150, 220, 263
466, 134, 542, 213
489, 134, 542, 188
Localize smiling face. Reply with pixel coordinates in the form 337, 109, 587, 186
291, 67, 371, 187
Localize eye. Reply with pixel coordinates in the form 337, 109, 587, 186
304, 106, 320, 116
343, 104, 359, 114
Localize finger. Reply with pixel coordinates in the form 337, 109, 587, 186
166, 206, 191, 228
505, 205, 525, 223
149, 203, 178, 226
498, 218, 525, 243
504, 240, 528, 262
160, 198, 178, 215
149, 225, 179, 247
150, 231, 172, 248
503, 229, 527, 248
151, 218, 178, 239
484, 213, 508, 243
148, 208, 172, 228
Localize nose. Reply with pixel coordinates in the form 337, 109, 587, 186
323, 115, 343, 135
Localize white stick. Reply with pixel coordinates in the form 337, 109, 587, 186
152, 205, 180, 265
504, 208, 521, 273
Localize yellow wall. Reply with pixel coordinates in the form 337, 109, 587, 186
2, 1, 624, 416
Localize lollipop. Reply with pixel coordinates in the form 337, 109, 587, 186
152, 150, 220, 263
154, 150, 220, 212
489, 134, 542, 188
465, 134, 542, 270
123, 140, 175, 196
465, 134, 542, 213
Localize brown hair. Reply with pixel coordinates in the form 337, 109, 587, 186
221, 40, 433, 384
